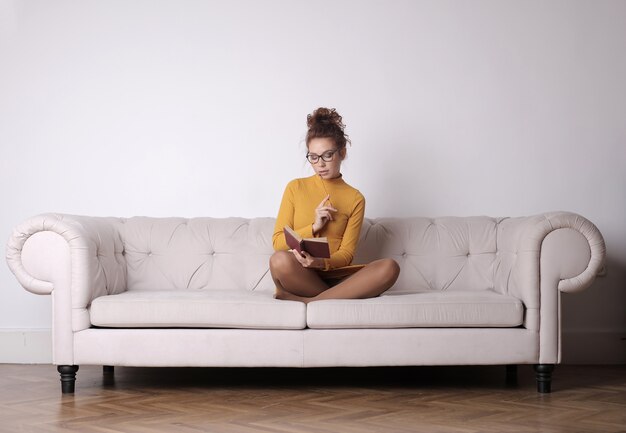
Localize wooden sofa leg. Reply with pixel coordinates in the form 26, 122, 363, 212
505, 364, 518, 385
57, 365, 79, 394
103, 365, 114, 374
533, 364, 555, 393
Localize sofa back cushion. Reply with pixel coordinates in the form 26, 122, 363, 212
354, 216, 506, 294
120, 216, 275, 291
118, 215, 505, 295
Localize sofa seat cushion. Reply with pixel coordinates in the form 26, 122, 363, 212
306, 290, 524, 329
89, 289, 306, 329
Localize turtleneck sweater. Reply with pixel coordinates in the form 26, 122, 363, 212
272, 173, 366, 272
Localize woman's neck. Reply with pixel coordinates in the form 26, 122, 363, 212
317, 172, 343, 184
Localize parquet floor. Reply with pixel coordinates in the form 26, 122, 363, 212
0, 364, 624, 433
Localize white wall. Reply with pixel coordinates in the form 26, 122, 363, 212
1, 0, 624, 363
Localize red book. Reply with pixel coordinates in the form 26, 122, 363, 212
283, 226, 331, 258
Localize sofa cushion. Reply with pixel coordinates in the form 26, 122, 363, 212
89, 289, 306, 330
306, 290, 524, 329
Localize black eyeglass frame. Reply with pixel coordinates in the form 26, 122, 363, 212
306, 149, 339, 164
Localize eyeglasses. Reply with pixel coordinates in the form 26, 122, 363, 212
306, 149, 339, 164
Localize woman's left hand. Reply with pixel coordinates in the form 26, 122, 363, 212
290, 249, 324, 269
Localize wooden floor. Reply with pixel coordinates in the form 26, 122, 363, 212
0, 364, 624, 433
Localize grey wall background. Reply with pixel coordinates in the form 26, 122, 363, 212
1, 0, 624, 363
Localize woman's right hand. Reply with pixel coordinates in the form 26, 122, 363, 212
312, 194, 337, 235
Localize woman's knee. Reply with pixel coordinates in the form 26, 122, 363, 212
376, 258, 401, 283
270, 251, 297, 274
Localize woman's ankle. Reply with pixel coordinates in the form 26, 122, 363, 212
275, 287, 308, 303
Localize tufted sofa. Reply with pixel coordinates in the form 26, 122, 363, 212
5, 211, 606, 394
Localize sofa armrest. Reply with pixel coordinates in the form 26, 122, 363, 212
494, 211, 606, 363
496, 211, 606, 298
5, 213, 127, 363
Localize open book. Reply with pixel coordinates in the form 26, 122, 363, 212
283, 226, 331, 258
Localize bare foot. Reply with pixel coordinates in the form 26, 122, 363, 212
274, 286, 286, 299
274, 287, 312, 303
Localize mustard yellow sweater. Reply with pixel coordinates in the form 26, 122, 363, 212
272, 173, 366, 272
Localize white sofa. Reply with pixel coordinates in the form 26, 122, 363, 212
5, 211, 606, 394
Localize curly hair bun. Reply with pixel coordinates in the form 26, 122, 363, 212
305, 107, 352, 149
307, 107, 345, 131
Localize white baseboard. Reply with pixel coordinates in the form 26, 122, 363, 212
1, 329, 624, 365
0, 329, 52, 363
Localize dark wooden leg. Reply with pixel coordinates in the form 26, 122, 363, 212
505, 364, 518, 386
103, 365, 115, 387
57, 365, 79, 394
533, 364, 555, 393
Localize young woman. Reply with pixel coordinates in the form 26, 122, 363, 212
270, 107, 400, 304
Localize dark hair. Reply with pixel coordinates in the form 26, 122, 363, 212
305, 107, 352, 153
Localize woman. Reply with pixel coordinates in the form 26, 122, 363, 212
270, 107, 400, 304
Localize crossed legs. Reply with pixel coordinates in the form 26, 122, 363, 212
269, 251, 400, 304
